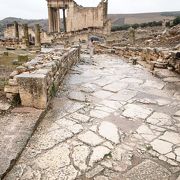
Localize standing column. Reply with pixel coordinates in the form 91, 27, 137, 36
52, 9, 56, 32
14, 21, 19, 41
35, 24, 41, 48
54, 9, 58, 32
63, 8, 66, 32
57, 9, 61, 33
48, 7, 53, 33
22, 24, 29, 48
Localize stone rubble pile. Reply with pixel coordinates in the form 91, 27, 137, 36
4, 46, 80, 109
145, 24, 180, 48
96, 44, 180, 73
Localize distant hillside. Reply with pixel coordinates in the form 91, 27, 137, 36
109, 11, 180, 26
0, 11, 180, 35
0, 17, 48, 36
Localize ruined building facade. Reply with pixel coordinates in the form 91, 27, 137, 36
47, 0, 111, 34
3, 22, 51, 45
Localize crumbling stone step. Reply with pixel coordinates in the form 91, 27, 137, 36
0, 107, 46, 179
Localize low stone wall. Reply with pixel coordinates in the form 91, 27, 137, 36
96, 44, 180, 73
4, 46, 80, 109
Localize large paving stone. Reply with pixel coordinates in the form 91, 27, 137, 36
86, 165, 104, 178
159, 131, 180, 145
90, 109, 110, 119
93, 90, 114, 99
68, 91, 86, 102
70, 112, 90, 123
120, 78, 144, 84
150, 139, 173, 154
78, 131, 104, 146
147, 112, 172, 127
89, 146, 111, 166
142, 80, 165, 90
124, 160, 171, 180
72, 145, 90, 171
35, 128, 73, 150
58, 165, 78, 180
103, 82, 128, 92
94, 175, 109, 180
137, 124, 156, 141
163, 77, 180, 83
32, 144, 71, 176
98, 121, 120, 144
122, 104, 153, 120
174, 147, 180, 162
110, 89, 137, 102
98, 100, 122, 110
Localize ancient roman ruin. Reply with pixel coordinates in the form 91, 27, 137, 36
0, 0, 180, 179
47, 0, 111, 34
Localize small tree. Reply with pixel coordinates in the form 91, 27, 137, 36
173, 16, 180, 26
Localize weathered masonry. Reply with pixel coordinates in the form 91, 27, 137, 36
47, 0, 111, 34
4, 47, 80, 109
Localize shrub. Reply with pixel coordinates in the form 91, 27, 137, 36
173, 16, 180, 26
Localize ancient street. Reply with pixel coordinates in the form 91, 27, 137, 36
4, 54, 180, 180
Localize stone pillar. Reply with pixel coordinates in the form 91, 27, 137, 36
57, 9, 61, 33
48, 7, 53, 33
54, 9, 58, 32
63, 8, 67, 32
14, 21, 19, 41
129, 27, 135, 45
35, 24, 41, 48
52, 9, 56, 32
22, 24, 29, 48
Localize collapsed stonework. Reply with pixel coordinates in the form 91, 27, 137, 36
47, 0, 111, 35
4, 46, 80, 109
96, 44, 180, 74
3, 22, 51, 48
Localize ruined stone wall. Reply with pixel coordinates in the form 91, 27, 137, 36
53, 27, 108, 44
4, 25, 53, 44
4, 25, 15, 38
66, 0, 110, 33
96, 44, 180, 74
4, 25, 35, 39
4, 46, 80, 109
41, 31, 53, 44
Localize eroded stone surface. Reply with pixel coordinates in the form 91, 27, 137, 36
150, 139, 173, 154
78, 131, 104, 146
124, 160, 171, 180
4, 54, 180, 180
89, 146, 111, 166
68, 91, 86, 102
72, 145, 90, 171
98, 121, 120, 144
147, 112, 172, 127
123, 104, 153, 120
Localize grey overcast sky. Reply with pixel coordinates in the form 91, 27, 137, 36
0, 0, 180, 20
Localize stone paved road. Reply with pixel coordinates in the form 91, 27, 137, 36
4, 54, 180, 180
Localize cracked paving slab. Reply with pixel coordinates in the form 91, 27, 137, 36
4, 54, 180, 179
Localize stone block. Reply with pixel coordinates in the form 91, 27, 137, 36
4, 85, 19, 94
16, 73, 48, 109
8, 79, 18, 86
6, 93, 17, 100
